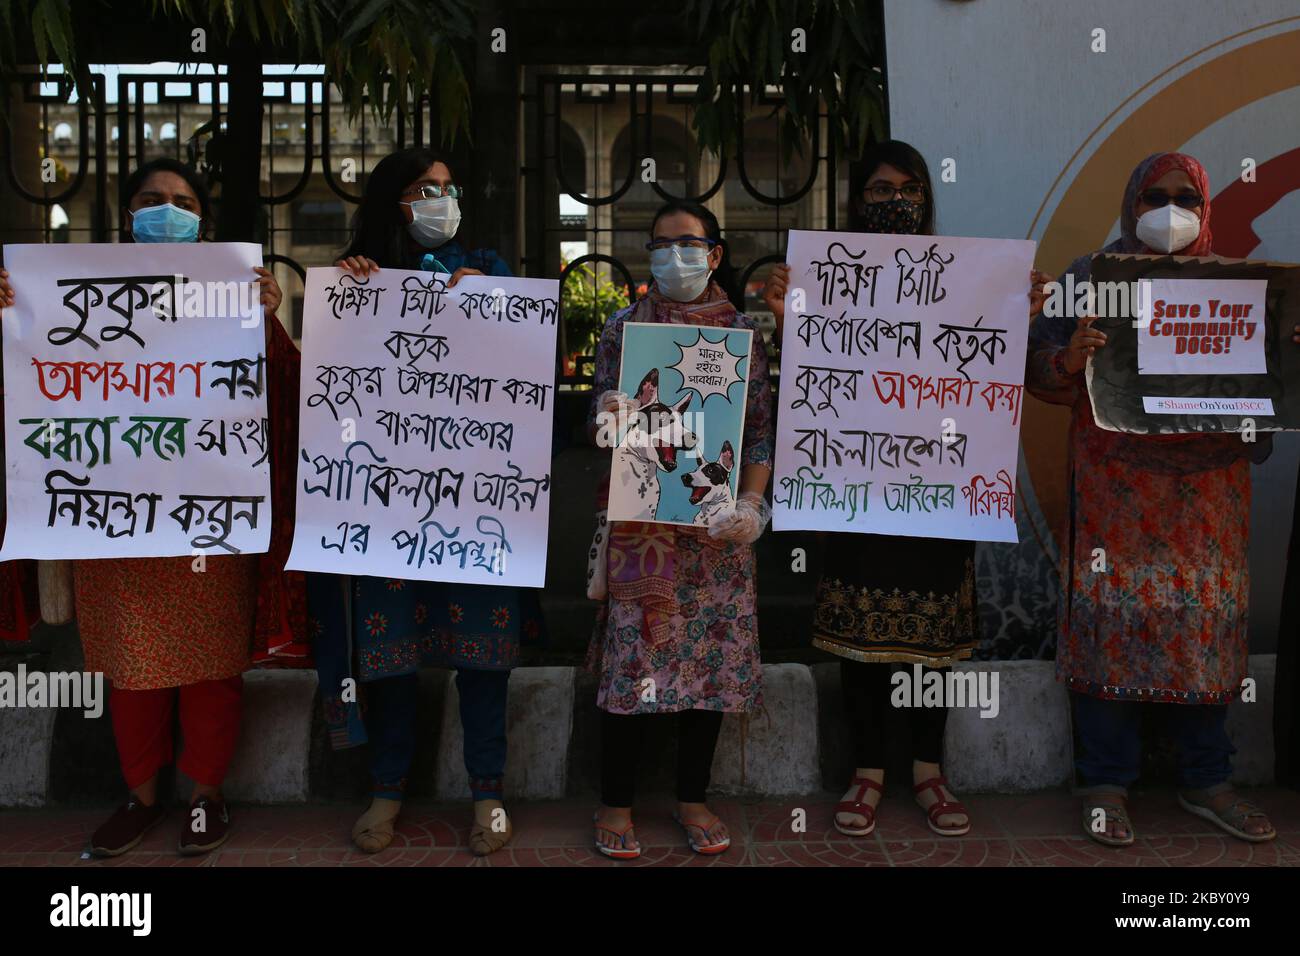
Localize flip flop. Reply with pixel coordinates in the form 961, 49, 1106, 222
672, 812, 731, 855
1081, 798, 1135, 847
593, 813, 641, 859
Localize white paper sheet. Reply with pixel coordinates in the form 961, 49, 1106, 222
772, 229, 1035, 542
286, 268, 559, 586
0, 242, 271, 559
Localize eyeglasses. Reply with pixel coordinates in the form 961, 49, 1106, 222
865, 182, 926, 203
645, 235, 717, 251
1139, 189, 1202, 210
404, 184, 462, 200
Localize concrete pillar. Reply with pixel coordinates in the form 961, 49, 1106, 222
944, 660, 1073, 792
711, 663, 822, 795
434, 666, 575, 800
1228, 653, 1276, 785
0, 704, 57, 807
205, 670, 319, 804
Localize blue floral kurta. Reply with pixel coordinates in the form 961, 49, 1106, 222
309, 240, 544, 748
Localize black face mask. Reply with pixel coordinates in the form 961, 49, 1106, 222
861, 198, 924, 235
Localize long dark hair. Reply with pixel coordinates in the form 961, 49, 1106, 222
648, 199, 742, 309
849, 139, 936, 236
120, 157, 212, 240
342, 147, 453, 268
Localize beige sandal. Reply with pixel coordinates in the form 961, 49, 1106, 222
1178, 785, 1276, 843
469, 808, 514, 856
352, 797, 402, 853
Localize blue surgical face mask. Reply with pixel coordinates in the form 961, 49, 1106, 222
130, 203, 201, 243
650, 245, 712, 302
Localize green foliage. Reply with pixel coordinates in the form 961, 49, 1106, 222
0, 0, 476, 144
686, 0, 886, 162
561, 260, 630, 358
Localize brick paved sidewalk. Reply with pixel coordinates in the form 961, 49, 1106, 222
2, 788, 1297, 867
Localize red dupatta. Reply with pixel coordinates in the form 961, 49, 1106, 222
0, 389, 39, 643
251, 317, 310, 665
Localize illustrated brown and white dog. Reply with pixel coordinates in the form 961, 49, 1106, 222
682, 440, 735, 526
613, 369, 699, 521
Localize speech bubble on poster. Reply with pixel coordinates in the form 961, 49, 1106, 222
668, 330, 744, 404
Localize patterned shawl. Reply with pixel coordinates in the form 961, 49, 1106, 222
600, 280, 737, 646
1029, 151, 1269, 475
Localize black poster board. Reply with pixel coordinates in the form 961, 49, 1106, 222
1086, 253, 1300, 433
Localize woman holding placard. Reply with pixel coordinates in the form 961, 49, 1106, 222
763, 140, 1049, 839
586, 200, 774, 858
1026, 151, 1280, 847
1, 157, 304, 857
309, 147, 543, 857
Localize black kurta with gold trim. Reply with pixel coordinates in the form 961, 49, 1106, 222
811, 532, 978, 667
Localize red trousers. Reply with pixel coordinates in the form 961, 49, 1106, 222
109, 677, 243, 789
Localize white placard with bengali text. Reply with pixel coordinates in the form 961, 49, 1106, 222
286, 267, 558, 586
0, 242, 271, 559
772, 229, 1035, 542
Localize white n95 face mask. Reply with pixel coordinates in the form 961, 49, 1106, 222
1135, 204, 1201, 254
404, 195, 461, 247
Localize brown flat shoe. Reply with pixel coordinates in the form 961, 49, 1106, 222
89, 797, 166, 857
469, 814, 513, 856
178, 796, 231, 856
352, 797, 402, 854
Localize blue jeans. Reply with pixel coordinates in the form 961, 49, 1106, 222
368, 669, 510, 801
1071, 691, 1235, 791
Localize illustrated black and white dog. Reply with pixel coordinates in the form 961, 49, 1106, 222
612, 368, 698, 521
681, 440, 735, 526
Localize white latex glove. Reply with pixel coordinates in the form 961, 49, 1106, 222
707, 491, 771, 545
597, 389, 633, 416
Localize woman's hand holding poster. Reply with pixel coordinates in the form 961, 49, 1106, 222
285, 268, 559, 587
0, 242, 271, 559
772, 229, 1035, 542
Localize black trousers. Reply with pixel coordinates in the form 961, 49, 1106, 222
841, 660, 949, 768
600, 709, 724, 806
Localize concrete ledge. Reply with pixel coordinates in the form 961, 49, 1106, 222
434, 666, 575, 800
712, 663, 821, 796
4, 654, 1282, 806
944, 661, 1072, 792
218, 670, 319, 804
1228, 654, 1275, 786
813, 659, 1072, 792
0, 704, 57, 808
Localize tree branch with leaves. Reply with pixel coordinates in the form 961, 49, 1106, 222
686, 0, 885, 163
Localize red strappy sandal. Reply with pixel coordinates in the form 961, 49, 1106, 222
912, 775, 971, 836
833, 775, 883, 837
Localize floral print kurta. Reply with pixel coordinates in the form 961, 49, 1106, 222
1028, 284, 1255, 705
586, 293, 774, 715
309, 574, 543, 748
76, 555, 257, 689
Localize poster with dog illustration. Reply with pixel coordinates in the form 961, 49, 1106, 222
606, 322, 753, 526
